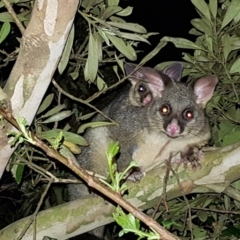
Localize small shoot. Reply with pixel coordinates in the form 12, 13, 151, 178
7, 116, 35, 146
100, 141, 137, 194
113, 206, 160, 240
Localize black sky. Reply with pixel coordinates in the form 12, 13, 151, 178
121, 0, 199, 66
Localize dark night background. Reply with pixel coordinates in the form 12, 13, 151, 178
122, 0, 198, 66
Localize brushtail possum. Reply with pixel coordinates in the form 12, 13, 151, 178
68, 63, 218, 200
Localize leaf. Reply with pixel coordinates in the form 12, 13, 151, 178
191, 0, 211, 21
84, 31, 99, 82
107, 21, 147, 33
222, 33, 232, 61
139, 40, 167, 66
191, 18, 212, 35
58, 24, 74, 74
96, 75, 107, 91
102, 6, 122, 19
63, 141, 81, 154
197, 211, 208, 223
116, 6, 133, 17
77, 121, 115, 134
11, 163, 24, 184
106, 34, 137, 61
107, 0, 119, 6
59, 145, 80, 165
161, 36, 202, 50
209, 0, 217, 18
189, 28, 202, 36
78, 112, 96, 120
154, 61, 187, 72
221, 0, 240, 30
37, 94, 54, 115
0, 22, 10, 44
37, 129, 88, 146
118, 32, 150, 44
41, 111, 72, 123
205, 34, 213, 52
182, 53, 194, 63
0, 12, 27, 22
40, 104, 66, 118
230, 57, 240, 73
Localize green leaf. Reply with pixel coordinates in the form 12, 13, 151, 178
107, 0, 119, 6
161, 36, 202, 50
37, 129, 88, 146
191, 18, 212, 35
77, 121, 115, 134
230, 57, 240, 73
11, 163, 24, 184
189, 28, 202, 36
155, 61, 187, 72
102, 6, 122, 19
191, 0, 211, 21
139, 40, 167, 66
118, 32, 150, 44
78, 112, 96, 120
107, 21, 147, 33
41, 111, 72, 123
222, 34, 232, 61
221, 0, 240, 30
182, 53, 195, 63
58, 24, 74, 74
209, 0, 217, 18
96, 75, 107, 91
59, 145, 79, 165
205, 34, 213, 52
106, 34, 137, 61
197, 211, 208, 223
0, 22, 10, 44
0, 12, 27, 22
116, 6, 133, 17
84, 31, 99, 82
39, 104, 66, 118
37, 94, 54, 115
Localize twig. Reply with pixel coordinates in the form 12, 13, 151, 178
52, 79, 116, 123
2, 0, 25, 35
0, 107, 180, 240
17, 179, 53, 240
152, 157, 171, 219
168, 164, 193, 240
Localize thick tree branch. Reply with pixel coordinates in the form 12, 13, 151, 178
1, 143, 240, 239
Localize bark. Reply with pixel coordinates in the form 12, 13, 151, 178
1, 144, 240, 239
0, 0, 79, 179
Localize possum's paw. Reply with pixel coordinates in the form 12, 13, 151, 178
182, 148, 204, 171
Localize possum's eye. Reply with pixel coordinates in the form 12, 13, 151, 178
183, 109, 194, 120
160, 104, 171, 115
138, 84, 147, 93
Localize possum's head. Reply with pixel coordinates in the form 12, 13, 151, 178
124, 63, 218, 138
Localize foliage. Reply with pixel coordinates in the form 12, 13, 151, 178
156, 0, 240, 148
100, 141, 138, 194
113, 206, 160, 239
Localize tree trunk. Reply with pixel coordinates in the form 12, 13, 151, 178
0, 0, 79, 179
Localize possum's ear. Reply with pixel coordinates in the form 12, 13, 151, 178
194, 75, 218, 107
124, 63, 165, 96
163, 62, 183, 82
